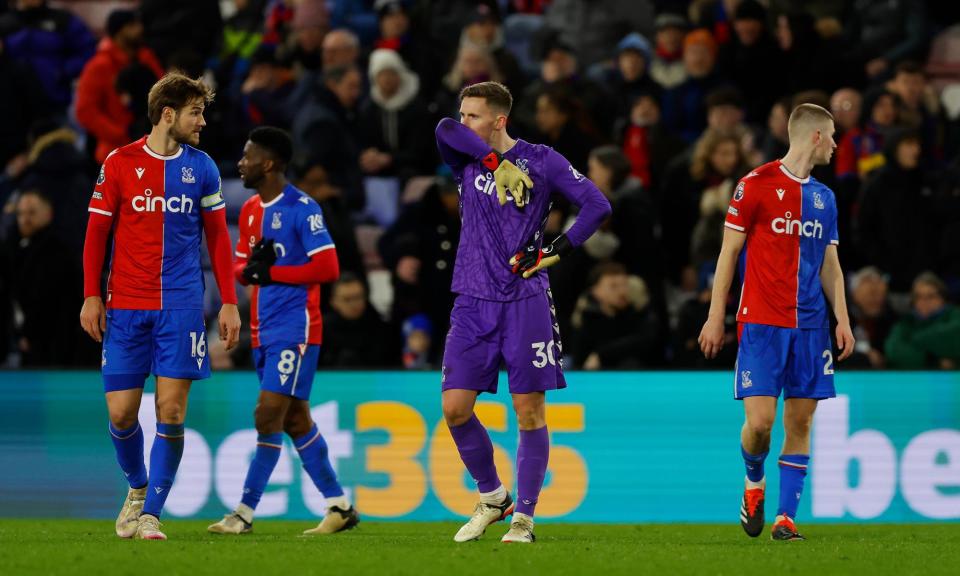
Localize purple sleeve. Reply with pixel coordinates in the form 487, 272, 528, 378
544, 148, 612, 247
435, 118, 491, 171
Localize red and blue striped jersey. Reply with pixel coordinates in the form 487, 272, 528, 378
724, 160, 839, 329
236, 185, 335, 348
87, 137, 225, 310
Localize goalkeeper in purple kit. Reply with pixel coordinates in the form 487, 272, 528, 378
436, 81, 611, 543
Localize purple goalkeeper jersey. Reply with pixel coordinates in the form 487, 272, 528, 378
436, 118, 611, 302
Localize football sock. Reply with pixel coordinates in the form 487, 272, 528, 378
109, 421, 147, 489
239, 432, 284, 511
480, 484, 508, 506
742, 445, 768, 485
449, 414, 502, 493
295, 424, 345, 500
516, 426, 549, 517
142, 423, 185, 518
777, 454, 810, 519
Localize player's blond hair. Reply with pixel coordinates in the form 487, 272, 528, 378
787, 103, 834, 140
147, 72, 215, 126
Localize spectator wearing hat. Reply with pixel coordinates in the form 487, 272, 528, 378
76, 9, 164, 163
401, 313, 433, 369
885, 272, 960, 370
0, 0, 96, 113
717, 0, 784, 125
650, 12, 689, 89
661, 29, 723, 143
594, 32, 661, 120
358, 48, 433, 178
373, 0, 427, 77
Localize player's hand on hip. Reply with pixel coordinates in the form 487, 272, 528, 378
509, 234, 571, 279
219, 303, 241, 351
835, 322, 855, 361
492, 159, 533, 208
79, 296, 106, 343
698, 317, 725, 359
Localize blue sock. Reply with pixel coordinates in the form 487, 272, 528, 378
742, 445, 768, 483
777, 454, 810, 518
142, 423, 185, 518
294, 424, 344, 499
109, 421, 148, 489
239, 433, 284, 510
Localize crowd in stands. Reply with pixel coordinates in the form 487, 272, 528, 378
2, 0, 960, 371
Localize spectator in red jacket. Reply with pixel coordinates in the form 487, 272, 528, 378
75, 10, 163, 163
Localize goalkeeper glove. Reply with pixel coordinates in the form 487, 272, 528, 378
510, 234, 573, 279
482, 151, 533, 208
242, 238, 277, 285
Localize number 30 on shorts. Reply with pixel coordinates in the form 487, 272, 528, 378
531, 340, 558, 368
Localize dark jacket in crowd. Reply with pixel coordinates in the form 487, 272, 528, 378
320, 306, 396, 368
0, 4, 95, 110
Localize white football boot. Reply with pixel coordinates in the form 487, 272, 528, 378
134, 514, 166, 540
207, 512, 253, 535
115, 486, 146, 538
453, 494, 515, 542
500, 512, 535, 543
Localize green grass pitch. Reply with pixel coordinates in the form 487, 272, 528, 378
1, 520, 958, 576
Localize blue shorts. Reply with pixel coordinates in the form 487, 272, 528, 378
253, 343, 320, 400
102, 309, 210, 392
734, 323, 836, 400
441, 290, 566, 395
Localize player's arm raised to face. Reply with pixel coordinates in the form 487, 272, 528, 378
435, 117, 493, 169
699, 228, 746, 359
820, 244, 855, 361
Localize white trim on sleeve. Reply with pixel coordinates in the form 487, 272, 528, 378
88, 208, 113, 217
724, 222, 745, 232
206, 203, 226, 211
235, 251, 248, 258
830, 239, 839, 245
306, 244, 336, 256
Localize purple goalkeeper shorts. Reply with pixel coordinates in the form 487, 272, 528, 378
441, 290, 566, 395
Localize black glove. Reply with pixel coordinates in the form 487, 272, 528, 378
510, 234, 573, 279
243, 238, 277, 285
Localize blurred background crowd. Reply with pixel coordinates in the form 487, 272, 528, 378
2, 0, 960, 372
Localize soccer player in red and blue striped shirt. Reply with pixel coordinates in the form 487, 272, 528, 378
80, 72, 241, 540
699, 103, 855, 541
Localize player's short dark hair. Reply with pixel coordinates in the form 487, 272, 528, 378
588, 261, 627, 287
248, 126, 293, 167
589, 146, 632, 191
459, 81, 513, 115
147, 71, 214, 125
895, 60, 924, 77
